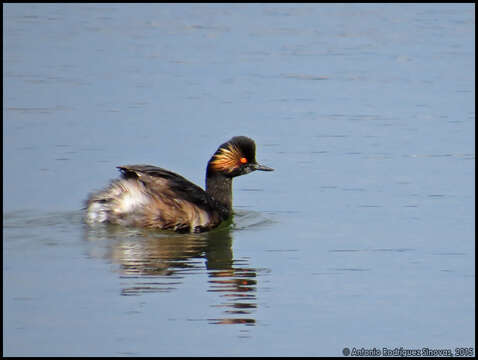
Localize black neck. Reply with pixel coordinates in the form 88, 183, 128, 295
205, 171, 233, 219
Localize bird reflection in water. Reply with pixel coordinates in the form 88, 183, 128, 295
84, 223, 258, 325
205, 230, 257, 326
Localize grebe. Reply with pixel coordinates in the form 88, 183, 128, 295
85, 136, 273, 233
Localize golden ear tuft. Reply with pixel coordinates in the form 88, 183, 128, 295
211, 144, 243, 172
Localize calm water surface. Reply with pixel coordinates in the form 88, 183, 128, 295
4, 4, 475, 356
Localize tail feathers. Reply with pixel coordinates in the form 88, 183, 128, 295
85, 201, 110, 223
85, 179, 150, 226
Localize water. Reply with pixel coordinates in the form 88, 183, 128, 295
3, 4, 475, 356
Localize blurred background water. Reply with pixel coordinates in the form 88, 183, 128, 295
3, 3, 475, 356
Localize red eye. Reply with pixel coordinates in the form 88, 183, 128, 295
240, 157, 248, 164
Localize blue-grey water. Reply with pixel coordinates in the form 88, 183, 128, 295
3, 3, 475, 356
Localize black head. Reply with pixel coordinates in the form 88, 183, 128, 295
207, 136, 274, 178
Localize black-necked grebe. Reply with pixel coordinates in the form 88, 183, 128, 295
85, 136, 273, 233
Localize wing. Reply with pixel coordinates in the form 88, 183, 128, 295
117, 164, 212, 212
86, 164, 222, 232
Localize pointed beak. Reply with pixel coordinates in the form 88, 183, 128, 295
252, 163, 274, 172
